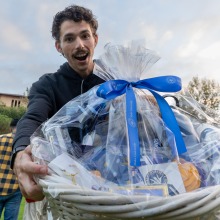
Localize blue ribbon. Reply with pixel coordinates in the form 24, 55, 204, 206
96, 76, 187, 166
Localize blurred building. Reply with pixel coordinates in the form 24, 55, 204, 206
0, 93, 27, 107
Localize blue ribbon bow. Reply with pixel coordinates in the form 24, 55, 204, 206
96, 76, 186, 166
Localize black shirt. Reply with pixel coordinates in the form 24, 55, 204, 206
11, 62, 105, 167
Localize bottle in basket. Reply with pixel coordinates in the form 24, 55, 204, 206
196, 123, 220, 142
195, 123, 220, 186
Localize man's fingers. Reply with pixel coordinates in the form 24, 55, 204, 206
21, 161, 48, 175
17, 147, 48, 175
19, 180, 45, 201
13, 146, 46, 201
24, 145, 32, 154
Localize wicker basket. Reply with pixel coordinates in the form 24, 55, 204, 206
39, 174, 220, 220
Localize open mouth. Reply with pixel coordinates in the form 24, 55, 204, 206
74, 52, 88, 61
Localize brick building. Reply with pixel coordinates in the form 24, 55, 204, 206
0, 93, 27, 107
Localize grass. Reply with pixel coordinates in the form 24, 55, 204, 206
18, 197, 25, 220
0, 197, 25, 220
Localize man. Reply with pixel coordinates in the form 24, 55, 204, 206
11, 5, 105, 201
0, 119, 22, 220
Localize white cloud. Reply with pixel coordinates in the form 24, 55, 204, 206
160, 30, 173, 43
1, 0, 220, 95
0, 21, 32, 51
139, 23, 157, 41
175, 22, 207, 58
198, 41, 220, 60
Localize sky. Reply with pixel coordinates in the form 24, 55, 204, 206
1, 0, 220, 95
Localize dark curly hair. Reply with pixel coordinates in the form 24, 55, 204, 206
51, 5, 98, 41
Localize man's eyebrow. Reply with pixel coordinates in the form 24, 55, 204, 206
63, 33, 74, 38
80, 30, 90, 34
63, 30, 90, 38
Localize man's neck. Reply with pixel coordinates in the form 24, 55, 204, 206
78, 71, 92, 79
68, 62, 94, 79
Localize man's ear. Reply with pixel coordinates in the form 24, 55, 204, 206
55, 41, 62, 53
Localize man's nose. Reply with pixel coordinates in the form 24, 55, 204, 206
75, 37, 84, 49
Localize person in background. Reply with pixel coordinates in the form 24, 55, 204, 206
0, 118, 22, 220
11, 5, 105, 201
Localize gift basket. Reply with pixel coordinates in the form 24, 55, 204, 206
31, 42, 220, 220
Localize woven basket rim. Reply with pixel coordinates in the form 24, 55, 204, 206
39, 178, 220, 219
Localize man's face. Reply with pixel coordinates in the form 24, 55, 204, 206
56, 20, 98, 77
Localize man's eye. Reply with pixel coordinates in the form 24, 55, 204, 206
82, 34, 90, 39
65, 37, 73, 42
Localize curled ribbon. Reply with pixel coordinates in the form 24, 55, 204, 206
96, 76, 186, 166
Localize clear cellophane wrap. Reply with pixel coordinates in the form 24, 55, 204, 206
31, 42, 220, 207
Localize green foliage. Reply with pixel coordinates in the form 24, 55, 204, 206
187, 76, 220, 110
0, 106, 26, 119
0, 114, 11, 134
183, 76, 220, 123
0, 106, 26, 134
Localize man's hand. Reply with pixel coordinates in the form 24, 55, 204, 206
13, 145, 48, 201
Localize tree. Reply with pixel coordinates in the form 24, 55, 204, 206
179, 76, 220, 124
0, 114, 11, 134
187, 76, 220, 111
0, 106, 26, 134
21, 87, 30, 106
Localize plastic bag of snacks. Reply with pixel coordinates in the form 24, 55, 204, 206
30, 42, 220, 219
164, 92, 220, 188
